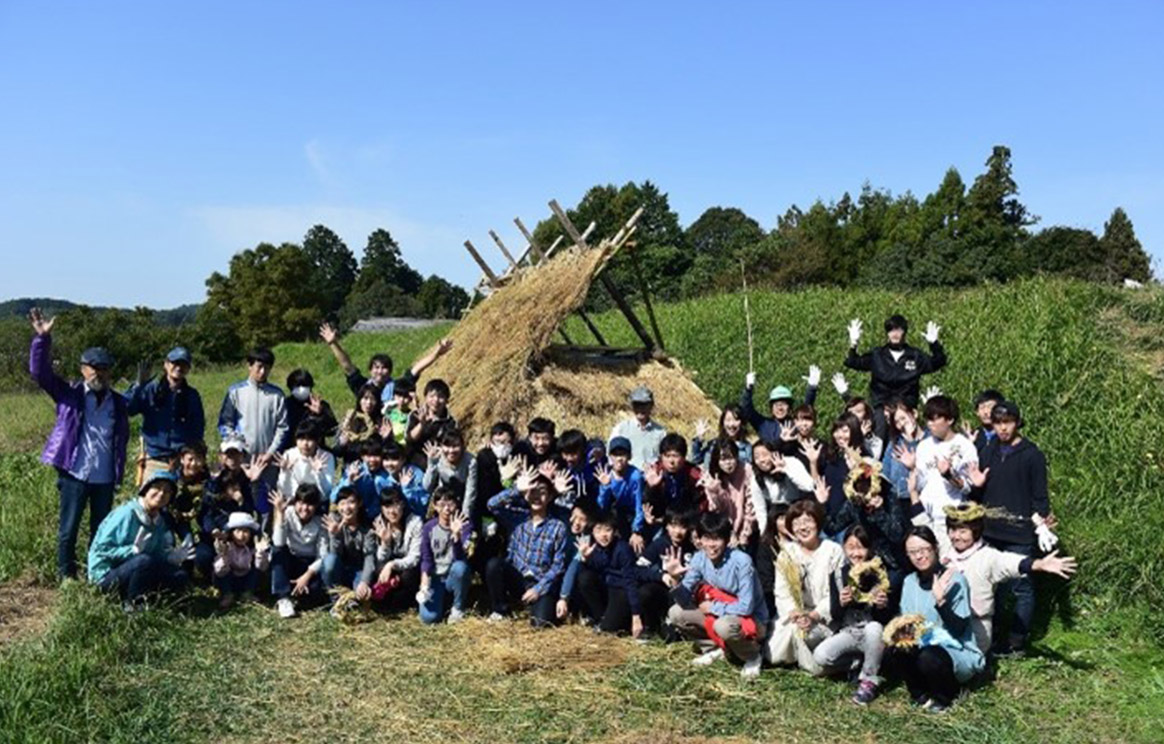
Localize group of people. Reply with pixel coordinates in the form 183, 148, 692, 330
28, 308, 1077, 711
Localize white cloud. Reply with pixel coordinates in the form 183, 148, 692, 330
186, 203, 476, 287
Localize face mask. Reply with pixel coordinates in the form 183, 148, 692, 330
491, 443, 512, 460
291, 386, 311, 402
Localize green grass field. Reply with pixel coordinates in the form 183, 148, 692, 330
1, 278, 1163, 743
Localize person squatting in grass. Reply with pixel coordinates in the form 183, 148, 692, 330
416, 486, 473, 625
321, 486, 377, 615
367, 486, 423, 611
668, 510, 768, 679
270, 484, 328, 618
575, 510, 646, 637
212, 511, 269, 610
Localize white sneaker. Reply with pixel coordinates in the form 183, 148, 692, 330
447, 608, 466, 624
691, 648, 725, 667
487, 612, 506, 623
277, 598, 297, 619
740, 653, 763, 680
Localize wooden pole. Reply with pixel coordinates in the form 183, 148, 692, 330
629, 242, 666, 351
576, 309, 608, 346
488, 230, 518, 267
464, 240, 499, 286
513, 217, 545, 262
542, 234, 567, 261
740, 257, 755, 375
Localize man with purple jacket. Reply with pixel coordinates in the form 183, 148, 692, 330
28, 308, 130, 579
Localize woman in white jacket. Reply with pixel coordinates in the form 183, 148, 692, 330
276, 422, 336, 504
765, 500, 844, 672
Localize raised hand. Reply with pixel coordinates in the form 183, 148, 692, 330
966, 462, 990, 489
860, 418, 873, 439
319, 322, 338, 345
167, 534, 196, 566
1033, 515, 1060, 552
435, 338, 454, 356
306, 394, 323, 415
959, 420, 975, 439
641, 502, 658, 525
924, 321, 941, 344
214, 535, 229, 556
450, 511, 467, 539
255, 535, 270, 555
662, 545, 688, 577
932, 568, 955, 606
270, 489, 288, 515
498, 455, 522, 484
552, 470, 575, 495
515, 466, 538, 493
132, 526, 151, 554
799, 438, 822, 465
135, 360, 152, 386
310, 453, 328, 473
770, 451, 786, 474
374, 516, 392, 544
831, 372, 849, 397
594, 463, 613, 486
920, 385, 943, 404
847, 319, 863, 348
803, 364, 821, 387
643, 464, 664, 489
538, 460, 558, 480
28, 307, 55, 336
813, 476, 830, 505
399, 466, 414, 487
423, 440, 441, 462
745, 371, 756, 388
779, 421, 797, 442
576, 536, 595, 561
321, 514, 342, 535
629, 533, 645, 555
892, 442, 916, 471
936, 456, 951, 476
1035, 550, 1077, 579
347, 461, 363, 482
694, 419, 710, 441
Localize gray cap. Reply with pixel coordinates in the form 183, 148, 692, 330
629, 385, 654, 404
166, 346, 192, 364
80, 347, 114, 368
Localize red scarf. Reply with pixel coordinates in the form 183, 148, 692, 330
694, 584, 758, 650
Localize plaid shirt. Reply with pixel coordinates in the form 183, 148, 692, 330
488, 487, 570, 596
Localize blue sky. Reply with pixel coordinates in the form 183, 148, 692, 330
1, 1, 1161, 308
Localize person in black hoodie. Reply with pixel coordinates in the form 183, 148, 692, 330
574, 511, 644, 637
824, 460, 907, 590
513, 417, 560, 470
283, 369, 338, 450
966, 400, 1058, 656
843, 314, 947, 439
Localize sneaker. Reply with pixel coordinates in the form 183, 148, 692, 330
277, 598, 297, 619
218, 593, 236, 610
852, 680, 879, 705
691, 648, 725, 668
924, 699, 951, 714
740, 654, 763, 679
448, 608, 466, 624
487, 612, 507, 623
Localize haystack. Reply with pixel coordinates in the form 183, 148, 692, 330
428, 205, 719, 447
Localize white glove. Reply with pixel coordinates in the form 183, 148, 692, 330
924, 321, 941, 344
1033, 516, 1059, 552
831, 372, 849, 397
847, 319, 863, 347
920, 385, 942, 404
167, 534, 195, 566
745, 371, 756, 388
803, 365, 821, 387
132, 526, 151, 555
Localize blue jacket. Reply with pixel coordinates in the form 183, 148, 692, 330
88, 499, 175, 583
332, 463, 428, 520
597, 466, 645, 534
125, 377, 205, 459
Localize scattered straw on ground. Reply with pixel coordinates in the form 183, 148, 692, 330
0, 575, 56, 646
444, 616, 630, 675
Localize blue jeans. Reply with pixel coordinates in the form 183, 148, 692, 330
989, 538, 1035, 648
418, 560, 470, 624
322, 553, 365, 591
57, 470, 115, 579
270, 547, 323, 600
215, 570, 259, 595
98, 553, 188, 602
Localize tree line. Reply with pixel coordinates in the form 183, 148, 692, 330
532, 145, 1154, 308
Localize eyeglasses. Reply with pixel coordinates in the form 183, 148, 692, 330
906, 547, 935, 557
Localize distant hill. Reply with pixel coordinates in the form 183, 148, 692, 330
0, 298, 199, 327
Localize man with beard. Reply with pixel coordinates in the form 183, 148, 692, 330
28, 308, 130, 580
843, 314, 947, 439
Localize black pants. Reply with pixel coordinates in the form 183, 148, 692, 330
885, 645, 960, 706
375, 566, 421, 612
484, 556, 559, 627
637, 581, 671, 633
575, 564, 635, 634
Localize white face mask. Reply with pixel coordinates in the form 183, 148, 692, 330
291, 386, 311, 402
491, 443, 512, 460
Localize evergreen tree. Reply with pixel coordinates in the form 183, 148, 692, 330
1099, 207, 1152, 283
302, 224, 357, 315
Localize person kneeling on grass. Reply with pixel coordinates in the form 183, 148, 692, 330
212, 511, 269, 610
668, 511, 768, 680
575, 510, 644, 638
322, 487, 376, 617
883, 525, 984, 713
270, 484, 328, 619
765, 499, 844, 673
417, 487, 473, 625
369, 487, 423, 612
486, 470, 569, 627
88, 472, 194, 610
811, 525, 893, 705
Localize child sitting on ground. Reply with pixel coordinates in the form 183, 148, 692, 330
633, 503, 697, 638
321, 487, 376, 612
213, 511, 270, 609
270, 484, 328, 619
575, 511, 643, 637
368, 487, 423, 611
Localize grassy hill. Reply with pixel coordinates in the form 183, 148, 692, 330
1, 278, 1162, 743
